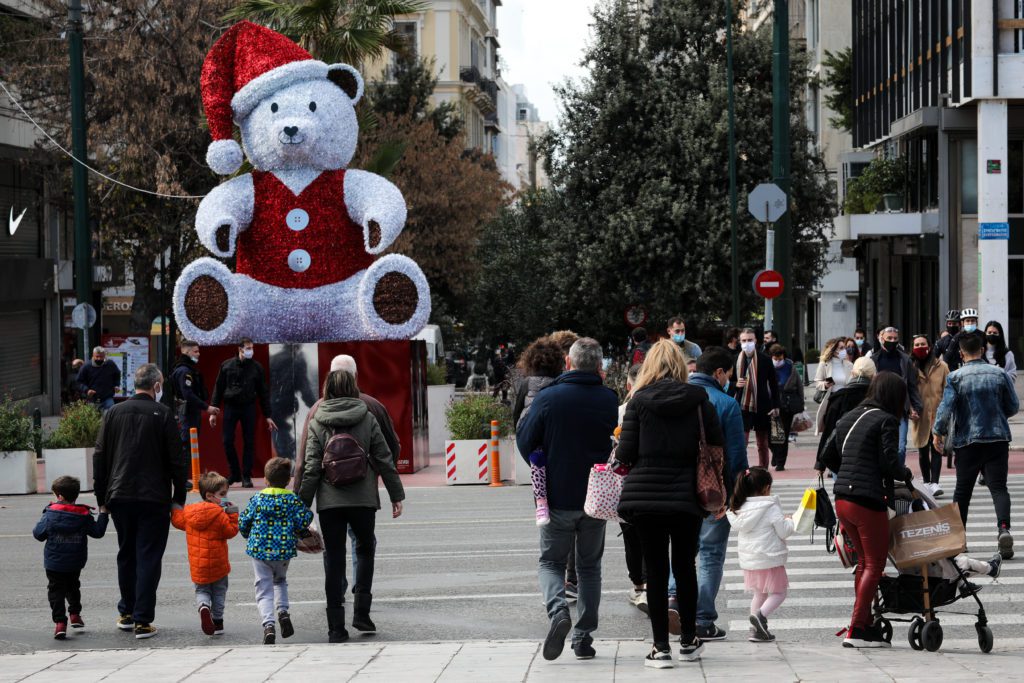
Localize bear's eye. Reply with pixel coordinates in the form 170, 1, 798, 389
309, 101, 317, 112
270, 102, 279, 113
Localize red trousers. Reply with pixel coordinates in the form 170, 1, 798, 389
744, 430, 771, 468
835, 499, 890, 630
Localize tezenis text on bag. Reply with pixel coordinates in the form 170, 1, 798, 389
899, 522, 952, 539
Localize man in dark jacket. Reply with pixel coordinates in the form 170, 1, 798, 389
93, 363, 187, 639
934, 310, 962, 360
732, 328, 780, 468
76, 347, 121, 412
209, 338, 276, 488
517, 337, 618, 661
168, 340, 219, 442
868, 327, 923, 466
942, 308, 981, 372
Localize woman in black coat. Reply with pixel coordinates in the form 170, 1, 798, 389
616, 340, 724, 668
817, 372, 913, 649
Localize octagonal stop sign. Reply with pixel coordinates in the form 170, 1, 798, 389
753, 269, 784, 300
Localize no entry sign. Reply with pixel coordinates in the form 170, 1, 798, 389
753, 269, 784, 299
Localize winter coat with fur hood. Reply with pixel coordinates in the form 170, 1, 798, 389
726, 495, 795, 570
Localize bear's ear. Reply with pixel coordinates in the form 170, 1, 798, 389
327, 64, 364, 105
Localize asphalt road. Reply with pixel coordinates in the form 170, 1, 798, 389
2, 476, 1023, 655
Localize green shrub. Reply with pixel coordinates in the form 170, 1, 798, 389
426, 362, 448, 386
445, 394, 512, 440
844, 157, 906, 214
44, 401, 103, 449
805, 348, 821, 365
0, 395, 37, 453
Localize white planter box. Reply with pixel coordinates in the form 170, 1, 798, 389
43, 447, 94, 491
502, 437, 532, 486
427, 385, 455, 454
444, 440, 492, 485
0, 450, 37, 494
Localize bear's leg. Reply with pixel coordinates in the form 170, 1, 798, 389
355, 254, 431, 339
172, 258, 244, 345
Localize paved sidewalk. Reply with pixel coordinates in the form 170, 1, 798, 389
0, 639, 1018, 682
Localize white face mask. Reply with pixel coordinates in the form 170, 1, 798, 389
242, 348, 254, 360
741, 341, 756, 355
772, 359, 784, 368
838, 349, 848, 360
155, 383, 163, 402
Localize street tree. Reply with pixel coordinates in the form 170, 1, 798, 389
475, 0, 835, 343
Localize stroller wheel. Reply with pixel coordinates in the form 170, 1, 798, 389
872, 617, 893, 643
921, 620, 943, 652
976, 624, 993, 653
908, 617, 924, 651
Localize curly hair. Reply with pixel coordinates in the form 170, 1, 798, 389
547, 330, 579, 354
518, 337, 565, 378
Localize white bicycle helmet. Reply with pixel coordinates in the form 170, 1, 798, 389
960, 307, 979, 320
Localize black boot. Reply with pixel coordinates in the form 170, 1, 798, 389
326, 607, 349, 643
352, 593, 376, 633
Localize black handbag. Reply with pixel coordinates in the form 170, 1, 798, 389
813, 472, 838, 552
813, 386, 829, 404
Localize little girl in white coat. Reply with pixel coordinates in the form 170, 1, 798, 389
726, 467, 795, 643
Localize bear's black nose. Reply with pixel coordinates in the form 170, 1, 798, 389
283, 126, 299, 138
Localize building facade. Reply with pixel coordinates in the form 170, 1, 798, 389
849, 1, 1023, 352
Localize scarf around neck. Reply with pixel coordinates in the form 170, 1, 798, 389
736, 352, 758, 413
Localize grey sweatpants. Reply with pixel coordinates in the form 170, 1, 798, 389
252, 559, 290, 627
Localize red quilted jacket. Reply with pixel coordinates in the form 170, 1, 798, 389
171, 501, 239, 584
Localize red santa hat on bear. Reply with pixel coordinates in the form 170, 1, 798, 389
201, 21, 364, 176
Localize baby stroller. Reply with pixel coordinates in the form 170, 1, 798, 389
869, 483, 994, 653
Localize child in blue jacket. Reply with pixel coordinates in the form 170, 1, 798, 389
239, 457, 313, 645
33, 475, 108, 640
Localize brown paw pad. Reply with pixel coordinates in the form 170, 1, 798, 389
185, 275, 228, 331
372, 272, 418, 325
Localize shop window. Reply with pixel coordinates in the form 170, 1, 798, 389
961, 139, 978, 214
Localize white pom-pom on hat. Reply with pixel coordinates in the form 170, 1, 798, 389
207, 139, 243, 176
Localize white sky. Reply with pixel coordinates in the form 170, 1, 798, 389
497, 0, 600, 124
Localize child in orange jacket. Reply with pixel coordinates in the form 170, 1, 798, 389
171, 472, 239, 636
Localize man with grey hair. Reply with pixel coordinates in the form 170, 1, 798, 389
516, 337, 618, 661
76, 346, 121, 412
93, 363, 187, 639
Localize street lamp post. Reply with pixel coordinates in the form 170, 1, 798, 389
726, 0, 740, 327
69, 0, 93, 354
771, 0, 793, 347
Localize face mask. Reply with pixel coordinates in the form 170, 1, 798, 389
672, 333, 685, 343
155, 383, 163, 402
963, 324, 977, 334
723, 380, 730, 393
93, 358, 103, 366
947, 325, 960, 335
189, 354, 199, 363
837, 349, 848, 360
741, 341, 756, 354
854, 338, 864, 347
242, 348, 254, 360
912, 347, 930, 359
987, 334, 1000, 346
883, 340, 898, 353
772, 359, 784, 368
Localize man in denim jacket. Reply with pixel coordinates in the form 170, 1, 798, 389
933, 332, 1019, 559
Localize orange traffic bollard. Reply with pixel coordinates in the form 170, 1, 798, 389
189, 427, 201, 493
488, 419, 502, 487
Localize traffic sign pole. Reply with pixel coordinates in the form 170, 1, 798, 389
764, 224, 775, 330
772, 0, 793, 353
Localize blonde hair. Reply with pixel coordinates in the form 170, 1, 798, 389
820, 337, 844, 362
630, 339, 689, 396
851, 356, 876, 380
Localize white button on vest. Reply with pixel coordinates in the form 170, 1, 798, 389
288, 249, 311, 272
286, 208, 309, 231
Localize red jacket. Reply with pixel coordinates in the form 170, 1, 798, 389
171, 501, 238, 584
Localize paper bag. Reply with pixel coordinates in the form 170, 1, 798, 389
793, 488, 816, 535
296, 521, 325, 554
889, 503, 966, 569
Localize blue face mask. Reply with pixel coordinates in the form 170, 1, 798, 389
672, 333, 685, 343
963, 324, 977, 334
854, 338, 864, 347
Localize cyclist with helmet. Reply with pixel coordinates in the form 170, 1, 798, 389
943, 308, 982, 372
934, 310, 962, 360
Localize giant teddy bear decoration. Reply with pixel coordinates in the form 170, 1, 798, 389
172, 21, 430, 344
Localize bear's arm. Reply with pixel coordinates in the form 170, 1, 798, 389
344, 170, 407, 254
195, 174, 255, 258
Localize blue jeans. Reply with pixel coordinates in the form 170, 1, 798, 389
696, 515, 731, 627
539, 509, 606, 645
195, 576, 229, 620
898, 418, 908, 467
98, 397, 114, 412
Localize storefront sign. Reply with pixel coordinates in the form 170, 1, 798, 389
101, 335, 149, 397
979, 222, 1009, 240
986, 159, 1002, 174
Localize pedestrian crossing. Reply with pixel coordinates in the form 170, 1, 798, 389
715, 476, 1024, 649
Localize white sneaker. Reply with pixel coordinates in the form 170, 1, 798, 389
628, 587, 649, 614
931, 482, 944, 497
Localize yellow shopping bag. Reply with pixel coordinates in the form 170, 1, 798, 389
793, 488, 817, 535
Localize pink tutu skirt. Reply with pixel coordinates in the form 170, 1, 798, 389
743, 566, 789, 594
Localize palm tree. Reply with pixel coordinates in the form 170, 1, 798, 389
224, 0, 429, 68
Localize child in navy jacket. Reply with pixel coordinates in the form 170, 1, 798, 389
33, 476, 108, 639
